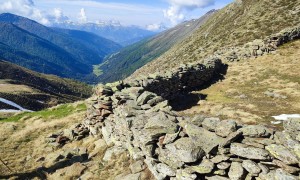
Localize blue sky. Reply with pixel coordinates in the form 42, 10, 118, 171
0, 0, 233, 30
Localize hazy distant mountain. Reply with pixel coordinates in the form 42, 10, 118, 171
53, 21, 157, 46
0, 13, 121, 82
95, 10, 217, 83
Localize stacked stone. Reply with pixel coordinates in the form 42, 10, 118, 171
100, 95, 300, 180
83, 85, 114, 136
125, 58, 222, 100
214, 25, 300, 62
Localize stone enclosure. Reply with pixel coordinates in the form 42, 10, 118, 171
44, 25, 300, 179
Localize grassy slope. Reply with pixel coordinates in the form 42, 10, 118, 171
130, 0, 300, 79
96, 10, 216, 83
177, 40, 300, 126
0, 60, 92, 110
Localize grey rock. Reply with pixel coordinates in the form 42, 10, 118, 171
242, 160, 261, 174
130, 160, 146, 174
122, 173, 141, 180
206, 175, 229, 180
265, 144, 298, 165
166, 138, 205, 163
230, 143, 270, 160
240, 125, 272, 138
274, 169, 298, 180
158, 148, 184, 169
136, 91, 156, 105
144, 157, 165, 180
175, 169, 197, 180
215, 120, 237, 137
185, 124, 224, 154
273, 159, 300, 174
103, 146, 126, 161
163, 129, 181, 145
228, 162, 245, 180
190, 115, 206, 126
217, 162, 231, 170
189, 159, 214, 174
156, 163, 176, 177
202, 117, 220, 131
220, 131, 243, 147
258, 163, 270, 174
210, 155, 230, 164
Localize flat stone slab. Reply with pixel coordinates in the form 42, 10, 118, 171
230, 143, 270, 160
185, 124, 224, 154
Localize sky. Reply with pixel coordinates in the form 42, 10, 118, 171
0, 0, 233, 30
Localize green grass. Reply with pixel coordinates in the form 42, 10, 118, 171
0, 103, 87, 122
93, 64, 104, 76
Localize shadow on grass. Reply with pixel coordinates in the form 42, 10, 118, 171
0, 154, 89, 179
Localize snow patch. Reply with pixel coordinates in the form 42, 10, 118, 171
271, 114, 300, 124
0, 97, 33, 112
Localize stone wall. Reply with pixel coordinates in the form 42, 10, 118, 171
214, 25, 300, 62
124, 58, 222, 100
45, 25, 300, 179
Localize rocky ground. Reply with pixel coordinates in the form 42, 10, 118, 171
1, 23, 300, 180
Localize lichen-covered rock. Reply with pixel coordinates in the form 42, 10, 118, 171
283, 118, 300, 140
215, 120, 237, 137
242, 160, 261, 174
202, 117, 220, 131
265, 144, 298, 165
210, 155, 230, 164
273, 159, 300, 174
174, 169, 197, 180
274, 169, 298, 180
240, 125, 272, 138
220, 131, 243, 147
165, 138, 205, 163
130, 160, 146, 174
230, 143, 270, 160
103, 146, 126, 161
217, 162, 231, 170
228, 162, 245, 180
136, 91, 156, 105
156, 163, 176, 177
185, 124, 224, 154
189, 159, 214, 174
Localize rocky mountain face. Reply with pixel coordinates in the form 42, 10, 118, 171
95, 10, 217, 83
53, 22, 156, 46
130, 0, 300, 79
0, 13, 121, 82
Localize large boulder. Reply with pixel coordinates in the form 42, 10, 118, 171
165, 138, 205, 163
230, 143, 270, 160
202, 117, 221, 131
215, 120, 237, 137
239, 125, 272, 138
283, 118, 300, 140
185, 124, 224, 154
265, 144, 298, 165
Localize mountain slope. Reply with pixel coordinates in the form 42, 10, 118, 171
130, 0, 300, 78
53, 22, 156, 46
96, 10, 217, 83
0, 60, 92, 111
0, 13, 121, 82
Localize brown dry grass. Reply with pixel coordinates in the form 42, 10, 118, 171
0, 102, 86, 176
178, 40, 300, 126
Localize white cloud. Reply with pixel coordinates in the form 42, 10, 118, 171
146, 23, 166, 32
78, 8, 87, 23
52, 8, 69, 23
0, 0, 50, 25
164, 0, 215, 25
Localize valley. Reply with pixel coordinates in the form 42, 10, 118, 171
0, 0, 300, 179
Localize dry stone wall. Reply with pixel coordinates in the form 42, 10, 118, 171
214, 25, 300, 62
44, 25, 300, 179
